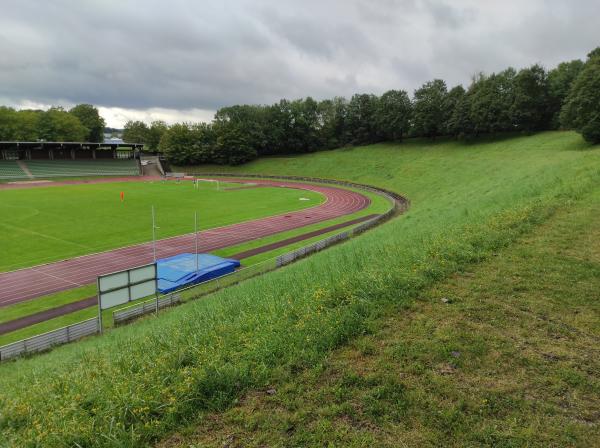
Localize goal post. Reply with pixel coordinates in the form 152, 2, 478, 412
194, 177, 220, 190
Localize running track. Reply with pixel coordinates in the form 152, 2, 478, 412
0, 177, 370, 306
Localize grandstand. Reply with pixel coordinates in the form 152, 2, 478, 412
26, 160, 139, 178
0, 159, 139, 180
0, 141, 142, 180
0, 161, 28, 180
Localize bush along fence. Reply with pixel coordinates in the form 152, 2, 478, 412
0, 318, 99, 361
0, 175, 408, 361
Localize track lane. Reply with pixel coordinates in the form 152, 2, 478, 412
0, 178, 370, 306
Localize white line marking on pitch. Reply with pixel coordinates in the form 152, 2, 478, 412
30, 268, 83, 288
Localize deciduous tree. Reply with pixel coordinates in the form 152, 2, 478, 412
560, 49, 600, 143
511, 65, 551, 133
376, 90, 412, 141
38, 107, 87, 141
147, 120, 169, 151
547, 60, 584, 128
123, 120, 150, 145
69, 104, 106, 142
412, 79, 449, 138
346, 93, 379, 144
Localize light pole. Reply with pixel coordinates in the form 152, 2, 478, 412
152, 205, 157, 262
194, 211, 199, 271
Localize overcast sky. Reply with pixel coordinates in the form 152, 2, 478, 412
0, 0, 598, 127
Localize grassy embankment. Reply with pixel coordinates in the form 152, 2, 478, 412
0, 131, 599, 447
166, 163, 600, 447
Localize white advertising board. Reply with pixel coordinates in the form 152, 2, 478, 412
98, 263, 157, 310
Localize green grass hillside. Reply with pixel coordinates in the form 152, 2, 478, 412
1, 131, 599, 447
165, 174, 600, 447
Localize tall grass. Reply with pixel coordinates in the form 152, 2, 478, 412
1, 131, 599, 446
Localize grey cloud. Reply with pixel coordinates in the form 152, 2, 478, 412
0, 0, 598, 117
421, 0, 475, 29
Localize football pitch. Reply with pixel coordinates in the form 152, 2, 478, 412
0, 180, 323, 272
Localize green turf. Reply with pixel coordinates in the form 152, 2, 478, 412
0, 308, 96, 347
1, 131, 599, 447
0, 284, 96, 325
0, 180, 323, 271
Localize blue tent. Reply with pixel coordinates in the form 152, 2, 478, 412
157, 253, 240, 293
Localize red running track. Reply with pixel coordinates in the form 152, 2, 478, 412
0, 177, 370, 306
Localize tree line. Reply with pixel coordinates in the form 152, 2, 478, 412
0, 104, 106, 142
2, 48, 598, 162
125, 47, 599, 165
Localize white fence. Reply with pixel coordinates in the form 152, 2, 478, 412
276, 231, 350, 266
0, 318, 99, 361
113, 293, 181, 325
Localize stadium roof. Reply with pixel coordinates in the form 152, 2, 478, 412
0, 141, 143, 149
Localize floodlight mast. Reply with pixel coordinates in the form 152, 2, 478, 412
96, 277, 103, 334
195, 211, 199, 272
152, 205, 157, 262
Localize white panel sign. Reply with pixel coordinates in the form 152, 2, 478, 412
100, 289, 130, 310
130, 280, 156, 301
130, 265, 156, 283
97, 263, 157, 311
98, 271, 129, 293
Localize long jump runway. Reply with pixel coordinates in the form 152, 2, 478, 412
0, 178, 370, 306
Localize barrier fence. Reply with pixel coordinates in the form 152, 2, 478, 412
0, 318, 99, 361
276, 231, 350, 266
113, 293, 181, 326
0, 260, 277, 361
0, 175, 409, 361
275, 206, 396, 267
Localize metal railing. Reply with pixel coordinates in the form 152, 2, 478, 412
275, 206, 397, 267
113, 293, 181, 325
0, 318, 99, 361
276, 231, 350, 266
